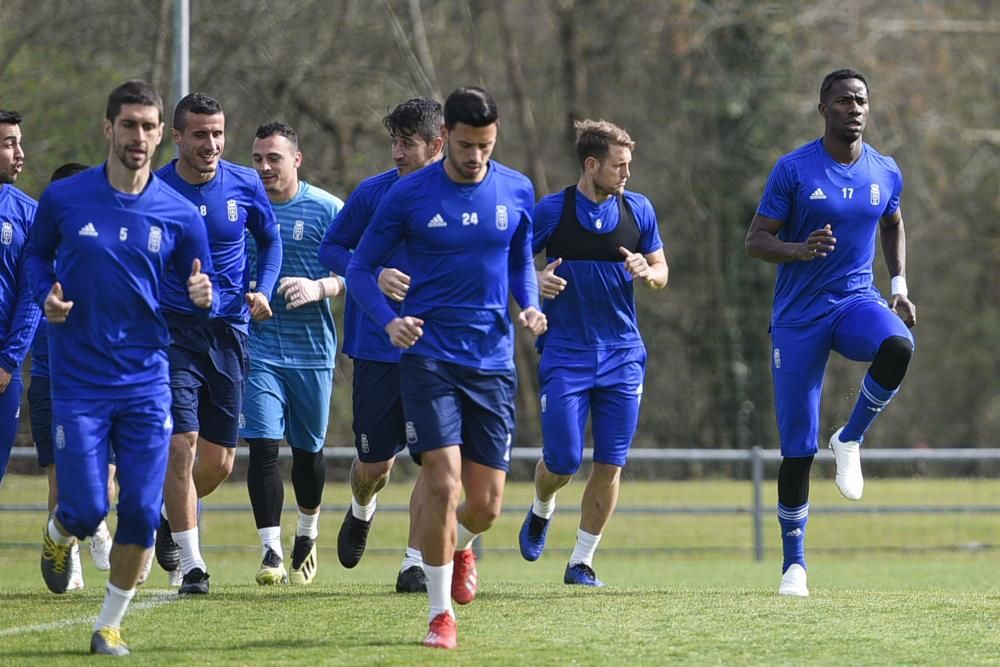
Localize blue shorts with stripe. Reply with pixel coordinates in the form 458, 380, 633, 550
167, 317, 249, 448
771, 296, 914, 457
539, 345, 646, 475
399, 355, 515, 471
239, 359, 333, 453
352, 359, 407, 463
52, 389, 172, 547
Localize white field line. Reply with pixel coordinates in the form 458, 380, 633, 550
0, 589, 177, 637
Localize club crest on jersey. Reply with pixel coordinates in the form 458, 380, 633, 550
227, 199, 238, 222
148, 226, 162, 253
495, 205, 508, 230
293, 220, 305, 240
870, 183, 880, 206
1, 222, 12, 245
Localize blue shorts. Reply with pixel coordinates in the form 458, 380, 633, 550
0, 370, 23, 483
240, 359, 333, 453
772, 297, 915, 457
399, 355, 515, 471
168, 319, 248, 447
352, 359, 407, 463
31, 377, 117, 469
52, 389, 172, 547
539, 346, 646, 475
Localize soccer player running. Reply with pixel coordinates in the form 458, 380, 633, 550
0, 109, 40, 485
746, 69, 916, 597
518, 120, 668, 585
346, 87, 546, 649
242, 121, 344, 585
318, 97, 444, 593
30, 163, 119, 590
27, 80, 215, 656
155, 93, 282, 594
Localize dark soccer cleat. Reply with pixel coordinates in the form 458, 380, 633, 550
422, 611, 457, 649
451, 548, 478, 605
289, 535, 318, 585
255, 547, 287, 585
518, 509, 551, 562
40, 528, 75, 594
337, 508, 372, 569
90, 628, 130, 656
564, 562, 604, 587
178, 568, 210, 595
155, 514, 180, 572
395, 565, 427, 593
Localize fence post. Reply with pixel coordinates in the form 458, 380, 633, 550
751, 446, 765, 561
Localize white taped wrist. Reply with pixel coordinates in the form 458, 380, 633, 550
891, 276, 908, 297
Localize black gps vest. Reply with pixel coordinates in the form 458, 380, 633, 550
545, 186, 641, 261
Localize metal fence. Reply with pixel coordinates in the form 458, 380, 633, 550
5, 446, 999, 561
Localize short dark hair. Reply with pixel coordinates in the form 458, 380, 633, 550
820, 69, 869, 102
105, 80, 163, 123
574, 119, 635, 168
51, 162, 89, 183
173, 92, 223, 131
0, 109, 22, 126
255, 121, 298, 150
443, 87, 498, 130
384, 97, 443, 143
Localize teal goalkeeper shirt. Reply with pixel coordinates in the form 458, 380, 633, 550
247, 181, 344, 369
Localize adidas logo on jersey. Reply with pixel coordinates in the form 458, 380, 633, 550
78, 222, 99, 237
427, 214, 447, 228
808, 188, 827, 200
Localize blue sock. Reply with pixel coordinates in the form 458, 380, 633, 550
778, 502, 808, 573
841, 374, 898, 443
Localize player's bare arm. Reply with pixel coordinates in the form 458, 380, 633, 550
377, 267, 410, 302
746, 214, 837, 263
879, 208, 916, 328
618, 246, 668, 289
537, 257, 567, 300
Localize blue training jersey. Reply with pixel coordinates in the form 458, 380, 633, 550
24, 164, 215, 400
0, 183, 40, 374
757, 138, 903, 326
318, 168, 407, 363
157, 159, 281, 332
248, 181, 343, 369
346, 160, 539, 371
533, 188, 663, 351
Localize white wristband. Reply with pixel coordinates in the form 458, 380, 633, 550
890, 276, 908, 297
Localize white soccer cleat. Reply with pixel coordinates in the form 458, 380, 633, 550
67, 544, 85, 591
168, 568, 183, 587
89, 520, 112, 571
829, 427, 864, 501
778, 563, 809, 597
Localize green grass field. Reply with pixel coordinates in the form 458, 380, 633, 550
1, 475, 998, 665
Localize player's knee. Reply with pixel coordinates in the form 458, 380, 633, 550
116, 501, 158, 548
543, 451, 582, 478
62, 496, 110, 539
465, 496, 503, 531
357, 458, 393, 484
247, 438, 280, 471
870, 335, 914, 390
